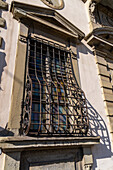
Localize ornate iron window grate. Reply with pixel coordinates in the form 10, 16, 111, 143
22, 36, 89, 136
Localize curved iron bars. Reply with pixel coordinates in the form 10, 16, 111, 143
22, 39, 32, 135
22, 36, 89, 136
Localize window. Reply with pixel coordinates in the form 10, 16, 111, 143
8, 1, 89, 136
22, 35, 88, 136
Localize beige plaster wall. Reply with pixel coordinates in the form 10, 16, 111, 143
0, 9, 19, 130
77, 40, 113, 170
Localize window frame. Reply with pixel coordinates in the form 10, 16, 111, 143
8, 1, 88, 136
22, 35, 88, 136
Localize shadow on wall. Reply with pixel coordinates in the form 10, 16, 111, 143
77, 41, 93, 59
0, 126, 14, 136
77, 41, 113, 168
88, 100, 111, 150
87, 100, 113, 169
77, 42, 111, 150
0, 52, 7, 91
0, 54, 23, 136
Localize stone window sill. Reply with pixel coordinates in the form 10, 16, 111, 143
0, 136, 100, 152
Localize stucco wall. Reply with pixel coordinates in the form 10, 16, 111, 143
77, 40, 113, 170
0, 8, 19, 131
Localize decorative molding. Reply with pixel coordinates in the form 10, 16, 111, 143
8, 23, 28, 133
41, 0, 64, 10
0, 136, 99, 170
0, 0, 8, 10
0, 136, 100, 152
10, 1, 84, 41
0, 17, 6, 27
84, 165, 92, 170
89, 1, 113, 31
85, 27, 113, 56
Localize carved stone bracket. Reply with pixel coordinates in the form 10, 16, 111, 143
88, 0, 113, 31
83, 147, 93, 170
84, 164, 92, 170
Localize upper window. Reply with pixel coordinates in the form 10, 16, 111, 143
9, 1, 88, 136
22, 35, 88, 136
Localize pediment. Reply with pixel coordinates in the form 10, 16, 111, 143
10, 1, 84, 40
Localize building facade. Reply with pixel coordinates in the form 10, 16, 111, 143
0, 0, 113, 169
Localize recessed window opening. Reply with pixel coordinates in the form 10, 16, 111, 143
22, 36, 88, 136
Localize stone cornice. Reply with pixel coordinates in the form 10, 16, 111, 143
0, 0, 8, 10
10, 1, 85, 40
0, 136, 100, 152
85, 27, 113, 56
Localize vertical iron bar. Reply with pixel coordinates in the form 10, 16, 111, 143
34, 40, 42, 133
23, 38, 32, 135
53, 46, 60, 132
41, 41, 51, 132
58, 49, 67, 132
47, 45, 58, 133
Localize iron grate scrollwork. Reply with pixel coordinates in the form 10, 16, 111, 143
22, 36, 89, 136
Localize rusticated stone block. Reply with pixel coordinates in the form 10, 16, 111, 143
97, 64, 109, 77
95, 55, 107, 66
0, 17, 6, 27
103, 88, 113, 94
100, 77, 112, 89
103, 93, 113, 102
106, 107, 113, 116
0, 0, 8, 10
108, 117, 113, 133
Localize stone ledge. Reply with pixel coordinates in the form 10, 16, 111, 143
0, 136, 100, 152
0, 0, 8, 10
0, 17, 5, 27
